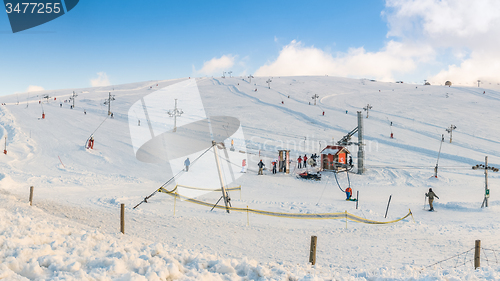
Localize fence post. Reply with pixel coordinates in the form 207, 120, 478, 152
29, 186, 34, 206
474, 240, 481, 269
309, 236, 317, 265
120, 204, 125, 234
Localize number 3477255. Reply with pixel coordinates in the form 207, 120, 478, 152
5, 3, 62, 14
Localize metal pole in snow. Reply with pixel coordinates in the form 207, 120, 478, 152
357, 111, 364, 175
213, 141, 230, 213
385, 195, 392, 218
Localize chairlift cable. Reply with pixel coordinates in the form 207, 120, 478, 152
133, 143, 215, 209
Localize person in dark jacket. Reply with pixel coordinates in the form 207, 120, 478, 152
184, 157, 190, 172
426, 188, 439, 211
257, 160, 265, 175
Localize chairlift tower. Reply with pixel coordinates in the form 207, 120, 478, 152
228, 71, 232, 78
312, 94, 319, 105
266, 79, 272, 89
167, 99, 183, 132
446, 125, 457, 143
336, 111, 365, 174
434, 134, 444, 178
472, 156, 499, 207
103, 92, 115, 115
222, 71, 226, 78
69, 91, 78, 108
478, 80, 481, 87
248, 75, 254, 83
363, 104, 373, 118
43, 94, 51, 103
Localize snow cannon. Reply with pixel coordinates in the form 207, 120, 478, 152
128, 79, 247, 199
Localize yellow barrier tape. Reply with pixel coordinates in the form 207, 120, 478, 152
173, 184, 241, 192
158, 187, 412, 225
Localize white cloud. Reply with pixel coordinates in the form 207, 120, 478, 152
90, 72, 111, 87
196, 55, 235, 75
256, 1, 500, 85
26, 85, 44, 92
384, 0, 500, 85
255, 40, 431, 82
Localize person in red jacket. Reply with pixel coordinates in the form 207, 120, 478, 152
297, 156, 303, 168
303, 155, 308, 168
87, 136, 94, 149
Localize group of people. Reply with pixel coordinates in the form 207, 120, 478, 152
297, 154, 319, 168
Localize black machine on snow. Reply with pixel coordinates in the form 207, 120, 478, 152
297, 171, 321, 181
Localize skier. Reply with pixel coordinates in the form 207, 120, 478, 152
349, 156, 353, 167
111, 113, 114, 118
87, 136, 94, 149
60, 103, 62, 107
297, 156, 302, 168
345, 187, 353, 200
303, 154, 308, 168
241, 159, 246, 173
257, 160, 265, 175
425, 188, 439, 211
84, 110, 86, 115
272, 159, 277, 174
184, 157, 190, 172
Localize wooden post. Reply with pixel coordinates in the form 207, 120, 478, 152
120, 204, 125, 234
29, 186, 34, 206
309, 236, 317, 265
474, 240, 481, 269
345, 210, 348, 229
247, 205, 249, 226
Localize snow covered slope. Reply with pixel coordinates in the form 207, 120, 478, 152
1, 76, 500, 280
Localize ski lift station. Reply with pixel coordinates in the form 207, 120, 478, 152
320, 145, 351, 172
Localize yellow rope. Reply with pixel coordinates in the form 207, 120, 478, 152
158, 187, 412, 224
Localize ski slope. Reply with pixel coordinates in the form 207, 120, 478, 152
1, 76, 500, 280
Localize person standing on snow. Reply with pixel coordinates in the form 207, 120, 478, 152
349, 156, 353, 167
426, 188, 439, 211
184, 157, 190, 172
272, 159, 277, 174
257, 160, 265, 175
297, 156, 303, 168
303, 154, 308, 168
241, 159, 247, 173
345, 187, 353, 200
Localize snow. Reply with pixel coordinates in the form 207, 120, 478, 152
1, 76, 500, 280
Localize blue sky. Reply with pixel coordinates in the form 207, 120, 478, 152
1, 0, 500, 96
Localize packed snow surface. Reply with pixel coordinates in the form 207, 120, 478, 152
1, 76, 500, 280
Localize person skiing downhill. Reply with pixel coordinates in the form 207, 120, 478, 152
297, 156, 303, 168
257, 160, 265, 175
426, 188, 439, 211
